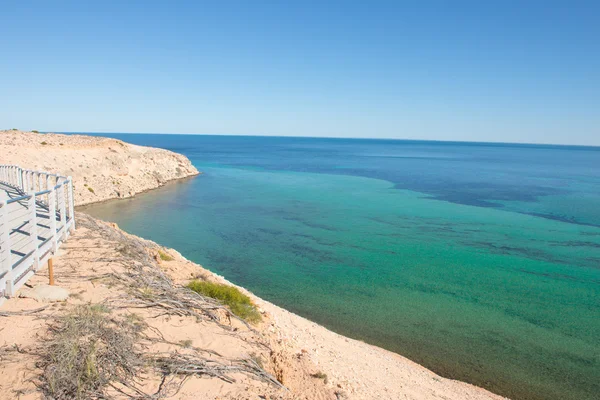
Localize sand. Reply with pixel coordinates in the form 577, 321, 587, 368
0, 131, 507, 399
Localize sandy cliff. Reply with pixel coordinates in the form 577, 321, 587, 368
0, 214, 506, 400
0, 130, 199, 205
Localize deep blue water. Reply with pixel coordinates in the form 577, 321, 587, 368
85, 133, 600, 226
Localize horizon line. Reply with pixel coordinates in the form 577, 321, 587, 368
51, 130, 600, 150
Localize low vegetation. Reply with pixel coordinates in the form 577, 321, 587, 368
158, 249, 174, 261
33, 215, 285, 399
187, 280, 262, 323
40, 304, 145, 399
39, 300, 277, 398
32, 130, 39, 133
40, 141, 48, 145
87, 187, 95, 193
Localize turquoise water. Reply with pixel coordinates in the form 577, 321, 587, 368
79, 135, 600, 400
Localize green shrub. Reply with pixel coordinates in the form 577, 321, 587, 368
158, 250, 174, 261
88, 187, 95, 193
187, 280, 262, 323
32, 130, 39, 133
41, 141, 48, 145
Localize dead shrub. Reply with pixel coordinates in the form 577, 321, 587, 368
40, 304, 145, 399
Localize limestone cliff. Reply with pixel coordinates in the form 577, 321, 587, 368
0, 130, 199, 205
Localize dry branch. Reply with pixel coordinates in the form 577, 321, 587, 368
0, 305, 49, 317
55, 214, 286, 397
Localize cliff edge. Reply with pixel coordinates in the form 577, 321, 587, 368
0, 130, 199, 205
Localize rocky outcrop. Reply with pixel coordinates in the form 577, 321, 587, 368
0, 130, 199, 205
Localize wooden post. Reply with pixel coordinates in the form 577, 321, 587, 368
67, 176, 75, 231
1, 193, 13, 297
49, 187, 58, 252
21, 169, 26, 192
58, 183, 67, 240
48, 258, 54, 285
28, 192, 40, 271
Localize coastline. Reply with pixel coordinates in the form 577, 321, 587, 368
0, 130, 506, 399
0, 129, 200, 206
0, 211, 507, 400
177, 251, 509, 400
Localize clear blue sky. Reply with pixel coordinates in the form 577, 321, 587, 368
1, 1, 599, 145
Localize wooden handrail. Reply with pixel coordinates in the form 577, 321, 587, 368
0, 165, 75, 303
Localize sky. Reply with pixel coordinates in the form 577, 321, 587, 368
1, 1, 599, 145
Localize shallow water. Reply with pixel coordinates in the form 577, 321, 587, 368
79, 134, 600, 400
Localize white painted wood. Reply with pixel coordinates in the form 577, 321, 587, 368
68, 177, 75, 231
0, 195, 13, 297
12, 270, 34, 293
0, 193, 10, 275
49, 188, 58, 253
28, 193, 40, 271
0, 165, 75, 300
58, 183, 67, 240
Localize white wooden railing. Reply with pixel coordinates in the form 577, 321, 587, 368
0, 165, 75, 302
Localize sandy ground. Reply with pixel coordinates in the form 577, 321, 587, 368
0, 129, 199, 205
0, 214, 334, 400
0, 131, 507, 399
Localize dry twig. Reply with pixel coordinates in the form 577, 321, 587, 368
0, 305, 49, 317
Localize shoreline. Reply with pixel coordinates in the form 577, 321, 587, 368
76, 183, 507, 400
75, 174, 200, 208
0, 210, 507, 399
0, 129, 200, 206
74, 170, 202, 206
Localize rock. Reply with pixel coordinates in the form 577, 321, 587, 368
19, 284, 70, 302
0, 129, 199, 206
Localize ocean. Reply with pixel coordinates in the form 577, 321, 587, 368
78, 134, 600, 400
